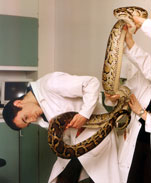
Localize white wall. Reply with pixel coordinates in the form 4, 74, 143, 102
52, 0, 151, 90
0, 0, 38, 17
38, 0, 55, 78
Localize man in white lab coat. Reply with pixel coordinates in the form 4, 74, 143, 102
2, 72, 121, 183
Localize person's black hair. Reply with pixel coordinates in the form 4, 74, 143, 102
2, 95, 25, 131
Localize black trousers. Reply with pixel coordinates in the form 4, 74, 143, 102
127, 121, 151, 183
56, 158, 94, 183
56, 158, 82, 183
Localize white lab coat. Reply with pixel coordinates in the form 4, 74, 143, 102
30, 72, 121, 183
117, 19, 151, 183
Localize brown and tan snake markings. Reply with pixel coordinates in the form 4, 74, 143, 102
48, 7, 148, 159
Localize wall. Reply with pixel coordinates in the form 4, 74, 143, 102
38, 0, 55, 77
52, 0, 151, 90
0, 0, 38, 17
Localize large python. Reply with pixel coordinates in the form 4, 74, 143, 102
48, 7, 148, 159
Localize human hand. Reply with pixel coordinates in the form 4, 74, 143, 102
104, 92, 120, 104
128, 94, 142, 115
123, 25, 135, 49
133, 16, 146, 30
66, 114, 87, 129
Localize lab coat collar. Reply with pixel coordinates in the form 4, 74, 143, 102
30, 82, 45, 102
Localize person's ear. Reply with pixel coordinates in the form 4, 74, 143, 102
13, 100, 23, 108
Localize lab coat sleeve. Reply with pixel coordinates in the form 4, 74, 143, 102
124, 43, 151, 81
145, 112, 151, 133
46, 72, 100, 119
141, 19, 151, 38
104, 98, 117, 107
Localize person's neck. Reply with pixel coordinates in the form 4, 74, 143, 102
23, 91, 38, 104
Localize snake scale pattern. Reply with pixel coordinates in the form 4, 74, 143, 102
48, 6, 148, 159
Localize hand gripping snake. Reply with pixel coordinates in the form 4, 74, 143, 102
48, 7, 148, 159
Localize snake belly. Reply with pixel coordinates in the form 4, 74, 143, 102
48, 6, 148, 159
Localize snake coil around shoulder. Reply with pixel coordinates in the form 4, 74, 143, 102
48, 6, 148, 159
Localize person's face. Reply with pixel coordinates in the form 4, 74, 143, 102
13, 100, 43, 128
